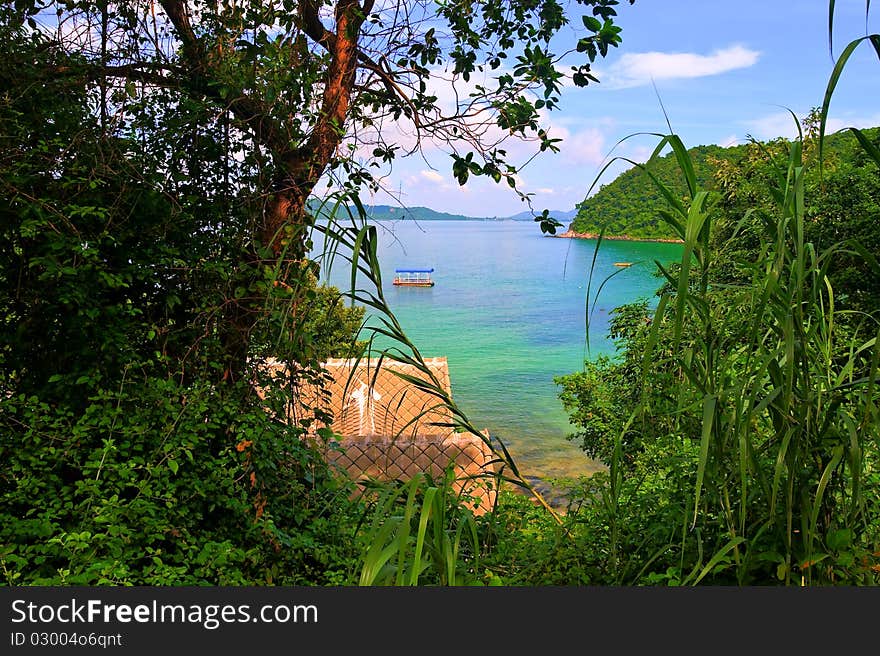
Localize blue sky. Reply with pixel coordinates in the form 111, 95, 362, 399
357, 1, 880, 218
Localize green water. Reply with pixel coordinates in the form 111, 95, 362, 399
314, 220, 683, 484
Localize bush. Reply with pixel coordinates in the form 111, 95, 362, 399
0, 376, 362, 585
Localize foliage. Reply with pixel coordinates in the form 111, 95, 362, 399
559, 123, 880, 471
0, 16, 366, 586
356, 470, 497, 586
557, 124, 880, 585
709, 117, 880, 317
557, 302, 675, 465
0, 377, 362, 586
806, 160, 880, 314
549, 4, 880, 585
570, 143, 745, 239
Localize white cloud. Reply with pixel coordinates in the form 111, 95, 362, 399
542, 118, 613, 167
745, 110, 880, 141
420, 170, 445, 183
824, 114, 880, 134
625, 145, 655, 164
745, 112, 804, 140
559, 127, 608, 166
603, 45, 760, 89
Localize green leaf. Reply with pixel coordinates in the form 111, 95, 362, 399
688, 536, 746, 585
693, 394, 717, 527
826, 528, 852, 551
583, 16, 602, 32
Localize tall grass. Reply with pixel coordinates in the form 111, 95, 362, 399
586, 122, 880, 584
356, 470, 499, 586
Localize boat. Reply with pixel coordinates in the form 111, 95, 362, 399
393, 268, 435, 286
614, 262, 633, 267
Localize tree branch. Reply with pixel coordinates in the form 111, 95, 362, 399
157, 0, 288, 153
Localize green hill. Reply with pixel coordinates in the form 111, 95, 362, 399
569, 127, 880, 240
569, 143, 748, 240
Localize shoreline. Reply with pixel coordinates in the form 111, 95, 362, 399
553, 228, 684, 244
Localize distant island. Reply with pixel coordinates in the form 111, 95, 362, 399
328, 203, 580, 224
362, 205, 685, 243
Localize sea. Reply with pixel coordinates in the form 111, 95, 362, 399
311, 219, 683, 487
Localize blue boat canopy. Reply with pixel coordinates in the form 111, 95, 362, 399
395, 268, 434, 273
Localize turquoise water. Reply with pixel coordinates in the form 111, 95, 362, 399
313, 220, 682, 483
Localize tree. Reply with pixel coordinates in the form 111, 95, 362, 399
1, 2, 637, 584
8, 0, 633, 377
0, 17, 370, 585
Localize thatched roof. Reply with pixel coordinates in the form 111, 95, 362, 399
259, 356, 498, 514
317, 356, 454, 440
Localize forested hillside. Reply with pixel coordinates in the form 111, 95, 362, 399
569, 127, 880, 239
569, 143, 747, 239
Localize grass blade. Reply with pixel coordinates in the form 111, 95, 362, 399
692, 394, 717, 528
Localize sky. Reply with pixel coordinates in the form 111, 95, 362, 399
353, 0, 880, 218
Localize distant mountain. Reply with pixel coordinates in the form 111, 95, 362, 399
322, 203, 580, 222
362, 205, 492, 222
505, 208, 580, 222
307, 199, 579, 223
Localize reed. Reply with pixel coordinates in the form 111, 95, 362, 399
356, 470, 488, 586
584, 118, 880, 584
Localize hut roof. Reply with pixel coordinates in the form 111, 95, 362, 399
257, 356, 497, 514
318, 357, 453, 440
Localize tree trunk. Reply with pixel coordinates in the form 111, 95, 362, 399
260, 1, 364, 262
158, 0, 366, 382
235, 2, 366, 380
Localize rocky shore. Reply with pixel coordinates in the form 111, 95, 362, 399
554, 228, 684, 244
